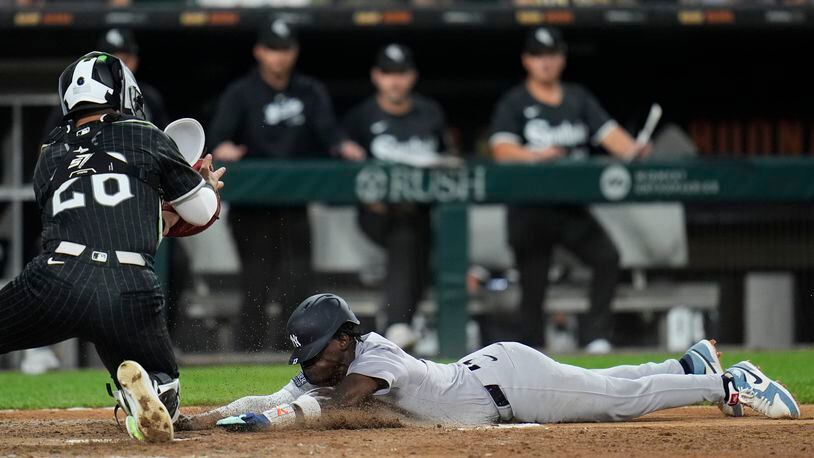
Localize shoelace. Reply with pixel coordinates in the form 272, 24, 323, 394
113, 404, 125, 432
738, 387, 756, 400
106, 383, 127, 432
736, 386, 778, 415
743, 391, 775, 414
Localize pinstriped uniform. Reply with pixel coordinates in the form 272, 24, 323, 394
0, 115, 202, 379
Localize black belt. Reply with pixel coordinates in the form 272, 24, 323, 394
468, 365, 513, 421
486, 384, 513, 421
484, 384, 511, 410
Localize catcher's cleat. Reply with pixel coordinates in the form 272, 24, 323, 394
723, 361, 800, 419
116, 360, 174, 442
681, 339, 744, 417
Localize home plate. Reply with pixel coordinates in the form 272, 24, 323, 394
458, 423, 543, 430
67, 438, 122, 445
66, 437, 194, 445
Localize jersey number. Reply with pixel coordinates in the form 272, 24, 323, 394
52, 173, 134, 216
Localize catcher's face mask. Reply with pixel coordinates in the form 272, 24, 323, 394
119, 64, 145, 120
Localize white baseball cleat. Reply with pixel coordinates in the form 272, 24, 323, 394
385, 323, 418, 350
723, 361, 800, 419
680, 339, 743, 417
585, 339, 612, 355
116, 360, 174, 442
20, 347, 60, 375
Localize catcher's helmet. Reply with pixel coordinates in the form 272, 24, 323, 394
286, 293, 360, 365
58, 51, 145, 120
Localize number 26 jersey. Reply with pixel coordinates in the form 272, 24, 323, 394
34, 116, 204, 256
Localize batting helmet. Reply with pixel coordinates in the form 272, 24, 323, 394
58, 51, 145, 120
286, 293, 360, 365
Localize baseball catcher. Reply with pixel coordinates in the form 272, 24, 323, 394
179, 293, 799, 431
0, 51, 225, 442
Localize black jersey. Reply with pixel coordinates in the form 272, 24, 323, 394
489, 83, 615, 160
208, 70, 344, 159
343, 94, 448, 164
34, 116, 204, 255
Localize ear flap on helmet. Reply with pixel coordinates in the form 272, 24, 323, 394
120, 64, 145, 120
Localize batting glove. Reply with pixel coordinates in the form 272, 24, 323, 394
216, 403, 301, 432
216, 412, 271, 432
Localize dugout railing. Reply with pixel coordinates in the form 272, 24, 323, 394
0, 94, 83, 371
0, 94, 56, 283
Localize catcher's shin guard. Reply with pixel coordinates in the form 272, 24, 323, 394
153, 373, 181, 423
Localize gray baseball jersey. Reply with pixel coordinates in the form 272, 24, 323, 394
213, 334, 725, 424
268, 333, 498, 425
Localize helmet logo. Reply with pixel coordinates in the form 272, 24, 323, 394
385, 44, 405, 63
536, 29, 554, 46
272, 19, 290, 38
290, 334, 301, 348
106, 29, 125, 48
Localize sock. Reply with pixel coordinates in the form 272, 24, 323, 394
721, 374, 739, 406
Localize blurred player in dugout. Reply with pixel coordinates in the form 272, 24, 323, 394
208, 19, 365, 352
489, 28, 650, 354
343, 44, 452, 349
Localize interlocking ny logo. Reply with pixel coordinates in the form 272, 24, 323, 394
290, 334, 301, 348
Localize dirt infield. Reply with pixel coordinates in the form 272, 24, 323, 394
1, 406, 813, 457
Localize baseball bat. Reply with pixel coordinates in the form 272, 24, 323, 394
636, 103, 662, 145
